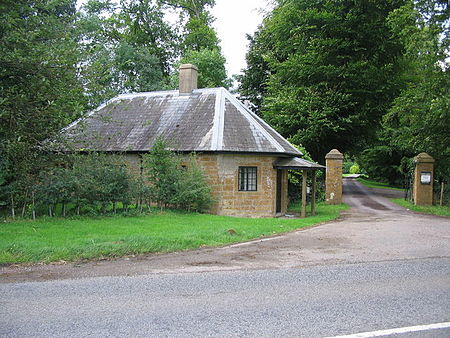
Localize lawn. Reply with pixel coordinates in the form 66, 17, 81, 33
0, 203, 348, 265
357, 177, 405, 191
391, 198, 450, 217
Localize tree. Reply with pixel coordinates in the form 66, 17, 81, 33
383, 0, 449, 180
0, 0, 85, 208
143, 138, 181, 209
159, 0, 218, 52
162, 0, 229, 89
237, 31, 270, 115
179, 49, 230, 88
77, 0, 176, 108
239, 0, 406, 162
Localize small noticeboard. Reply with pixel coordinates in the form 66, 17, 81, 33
420, 171, 431, 185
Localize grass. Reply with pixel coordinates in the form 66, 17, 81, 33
391, 198, 450, 217
356, 177, 404, 191
0, 203, 348, 265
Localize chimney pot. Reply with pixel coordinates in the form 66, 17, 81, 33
179, 64, 198, 95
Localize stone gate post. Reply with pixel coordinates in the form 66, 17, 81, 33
413, 152, 435, 206
325, 149, 343, 205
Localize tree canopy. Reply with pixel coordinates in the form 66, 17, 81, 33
240, 0, 407, 162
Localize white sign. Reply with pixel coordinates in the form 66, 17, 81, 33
420, 172, 431, 184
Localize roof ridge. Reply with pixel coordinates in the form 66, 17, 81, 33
211, 88, 225, 150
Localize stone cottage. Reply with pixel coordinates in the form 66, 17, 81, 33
64, 64, 322, 217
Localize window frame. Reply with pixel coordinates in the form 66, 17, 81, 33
238, 166, 258, 192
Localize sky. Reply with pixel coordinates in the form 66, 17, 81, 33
210, 0, 271, 77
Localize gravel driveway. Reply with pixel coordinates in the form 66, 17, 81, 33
2, 178, 449, 283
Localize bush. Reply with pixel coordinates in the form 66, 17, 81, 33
2, 141, 214, 219
349, 164, 360, 174
143, 138, 214, 212
174, 155, 214, 212
30, 153, 137, 217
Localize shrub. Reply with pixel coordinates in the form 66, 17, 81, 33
143, 138, 214, 212
174, 155, 214, 212
349, 164, 360, 174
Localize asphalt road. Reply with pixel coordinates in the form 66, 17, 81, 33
1, 258, 449, 337
1, 179, 449, 337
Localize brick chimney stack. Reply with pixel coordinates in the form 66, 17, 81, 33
179, 64, 198, 95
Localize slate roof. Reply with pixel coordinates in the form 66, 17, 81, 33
273, 157, 325, 170
64, 87, 302, 156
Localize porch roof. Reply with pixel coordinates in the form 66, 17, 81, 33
273, 157, 325, 170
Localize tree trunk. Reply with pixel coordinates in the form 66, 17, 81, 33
32, 191, 36, 220
21, 203, 26, 217
440, 181, 445, 207
62, 202, 66, 217
11, 194, 15, 219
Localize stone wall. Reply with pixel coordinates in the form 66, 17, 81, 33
196, 154, 287, 217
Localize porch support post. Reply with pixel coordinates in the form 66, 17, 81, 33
301, 170, 307, 218
311, 170, 316, 216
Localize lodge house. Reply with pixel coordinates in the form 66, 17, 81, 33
65, 64, 322, 217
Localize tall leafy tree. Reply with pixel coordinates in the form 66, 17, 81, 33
162, 0, 229, 88
159, 0, 218, 52
0, 0, 84, 202
240, 0, 406, 161
383, 0, 449, 180
77, 0, 176, 108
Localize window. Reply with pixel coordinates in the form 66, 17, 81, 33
238, 167, 257, 191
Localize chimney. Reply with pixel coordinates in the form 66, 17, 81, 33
179, 64, 198, 95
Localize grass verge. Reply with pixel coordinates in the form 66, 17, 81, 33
391, 198, 450, 217
0, 203, 348, 265
357, 178, 404, 191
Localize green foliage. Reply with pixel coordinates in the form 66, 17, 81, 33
239, 0, 406, 161
349, 164, 360, 175
174, 155, 214, 211
32, 154, 136, 216
172, 49, 230, 88
0, 0, 85, 203
358, 145, 412, 186
286, 143, 325, 202
143, 138, 181, 208
383, 0, 450, 182
162, 0, 229, 89
76, 0, 174, 108
236, 31, 269, 115
143, 138, 213, 212
357, 177, 404, 191
160, 0, 218, 52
